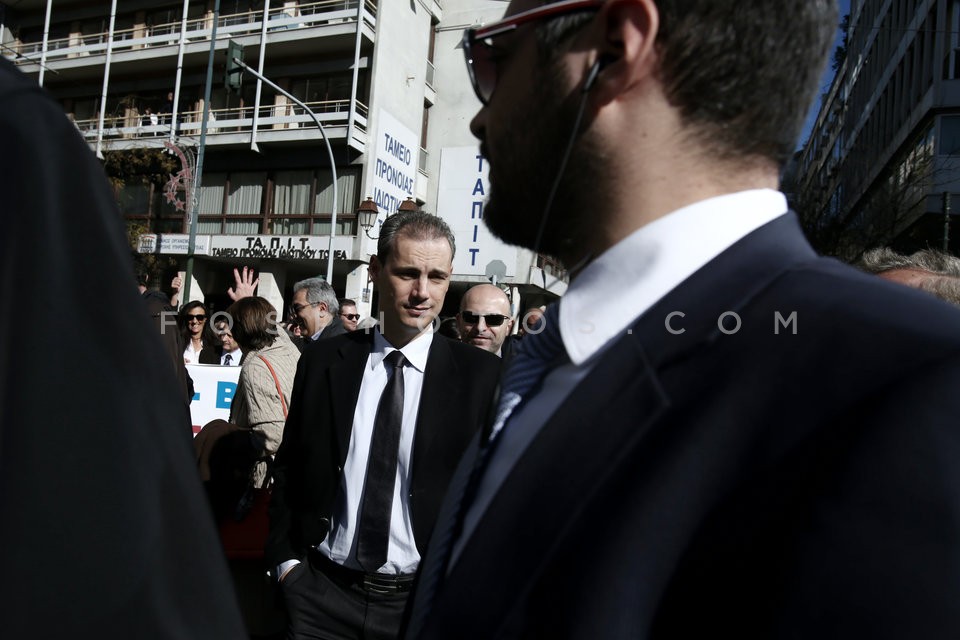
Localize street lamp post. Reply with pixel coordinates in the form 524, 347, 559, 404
358, 196, 419, 239
182, 0, 220, 306
232, 57, 340, 284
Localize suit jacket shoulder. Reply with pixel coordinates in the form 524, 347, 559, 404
422, 214, 960, 639
198, 345, 221, 365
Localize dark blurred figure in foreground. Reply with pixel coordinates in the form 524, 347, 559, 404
858, 247, 960, 306
0, 57, 245, 638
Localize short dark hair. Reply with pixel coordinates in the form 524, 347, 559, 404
339, 298, 356, 308
377, 210, 456, 264
536, 0, 838, 166
226, 297, 279, 352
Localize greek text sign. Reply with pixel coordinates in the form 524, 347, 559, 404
370, 109, 419, 222
208, 235, 352, 261
138, 233, 210, 255
437, 147, 517, 277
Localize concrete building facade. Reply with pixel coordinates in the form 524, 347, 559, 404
795, 0, 960, 259
1, 0, 562, 321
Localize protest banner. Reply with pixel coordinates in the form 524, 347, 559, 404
187, 364, 241, 434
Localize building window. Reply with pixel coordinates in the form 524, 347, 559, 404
197, 173, 226, 214
182, 168, 360, 236
940, 116, 960, 155
273, 170, 313, 215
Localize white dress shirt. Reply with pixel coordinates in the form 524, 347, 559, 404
453, 189, 788, 562
220, 348, 242, 366
319, 329, 432, 576
183, 341, 202, 364
278, 330, 433, 580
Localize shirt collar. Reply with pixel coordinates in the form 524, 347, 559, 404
371, 329, 433, 373
559, 189, 788, 366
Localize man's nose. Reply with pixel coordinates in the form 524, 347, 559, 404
469, 105, 487, 141
411, 276, 430, 299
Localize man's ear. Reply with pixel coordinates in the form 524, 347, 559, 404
589, 0, 660, 102
369, 255, 381, 281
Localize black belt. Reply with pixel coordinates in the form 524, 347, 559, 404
308, 549, 416, 595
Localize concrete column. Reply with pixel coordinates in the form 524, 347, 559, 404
183, 270, 205, 304
344, 264, 372, 322
255, 269, 286, 319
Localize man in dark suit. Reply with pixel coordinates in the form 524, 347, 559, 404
0, 56, 245, 638
404, 1, 960, 638
268, 211, 500, 639
199, 318, 243, 365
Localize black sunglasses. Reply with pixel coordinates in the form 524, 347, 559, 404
341, 313, 360, 321
290, 302, 319, 315
186, 314, 207, 322
462, 0, 604, 105
461, 311, 510, 327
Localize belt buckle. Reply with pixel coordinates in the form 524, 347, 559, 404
362, 574, 399, 595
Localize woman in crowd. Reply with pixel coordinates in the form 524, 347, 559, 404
194, 296, 301, 636
195, 295, 300, 485
178, 300, 217, 364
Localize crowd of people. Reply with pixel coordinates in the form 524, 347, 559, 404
132, 247, 551, 636
5, 1, 960, 639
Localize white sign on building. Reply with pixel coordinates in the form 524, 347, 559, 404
138, 233, 211, 255
437, 147, 517, 278
370, 109, 419, 225
207, 235, 353, 261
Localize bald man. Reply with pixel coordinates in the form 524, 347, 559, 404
457, 284, 514, 357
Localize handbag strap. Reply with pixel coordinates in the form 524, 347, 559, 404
257, 354, 288, 418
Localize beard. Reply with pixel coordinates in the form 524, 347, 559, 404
481, 63, 605, 266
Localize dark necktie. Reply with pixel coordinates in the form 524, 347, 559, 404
223, 353, 232, 366
485, 302, 565, 442
407, 304, 564, 636
356, 350, 407, 573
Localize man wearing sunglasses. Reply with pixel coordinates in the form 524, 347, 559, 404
406, 1, 960, 638
456, 284, 515, 357
339, 298, 362, 332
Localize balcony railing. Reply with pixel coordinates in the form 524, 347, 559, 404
72, 99, 369, 144
8, 0, 377, 65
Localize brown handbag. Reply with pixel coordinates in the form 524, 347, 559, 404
217, 354, 287, 560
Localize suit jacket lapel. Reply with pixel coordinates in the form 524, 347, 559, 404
434, 334, 668, 637
328, 333, 373, 463
434, 214, 820, 636
411, 337, 459, 483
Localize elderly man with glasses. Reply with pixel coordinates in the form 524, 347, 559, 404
290, 276, 347, 343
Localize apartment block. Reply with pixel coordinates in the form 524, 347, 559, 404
1, 0, 563, 319
795, 0, 960, 259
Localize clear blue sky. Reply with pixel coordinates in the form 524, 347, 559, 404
798, 0, 852, 149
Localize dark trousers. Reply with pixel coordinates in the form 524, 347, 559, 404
280, 554, 410, 640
